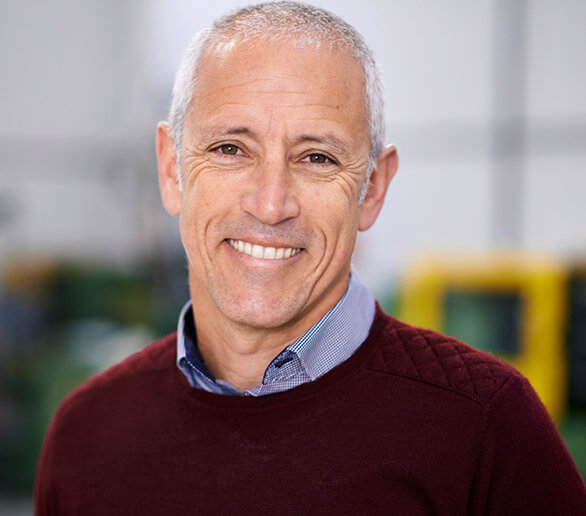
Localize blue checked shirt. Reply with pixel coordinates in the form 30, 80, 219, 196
176, 268, 375, 396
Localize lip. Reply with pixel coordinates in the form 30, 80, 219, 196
225, 238, 304, 261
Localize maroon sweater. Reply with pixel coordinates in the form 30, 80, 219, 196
35, 306, 586, 515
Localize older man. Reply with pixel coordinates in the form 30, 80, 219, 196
35, 2, 585, 514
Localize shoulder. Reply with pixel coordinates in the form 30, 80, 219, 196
53, 332, 177, 424
365, 305, 520, 405
35, 333, 178, 510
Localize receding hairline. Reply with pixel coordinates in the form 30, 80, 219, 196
206, 1, 368, 52
187, 31, 367, 107
183, 1, 376, 112
168, 1, 386, 199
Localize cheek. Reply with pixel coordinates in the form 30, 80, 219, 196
181, 171, 228, 221
303, 185, 360, 248
309, 179, 359, 218
179, 174, 241, 253
178, 184, 212, 253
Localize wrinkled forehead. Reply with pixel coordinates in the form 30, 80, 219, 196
192, 31, 366, 102
183, 34, 370, 153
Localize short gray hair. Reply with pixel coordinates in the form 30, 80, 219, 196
168, 1, 385, 200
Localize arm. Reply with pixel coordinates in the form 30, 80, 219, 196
34, 418, 58, 516
469, 374, 586, 515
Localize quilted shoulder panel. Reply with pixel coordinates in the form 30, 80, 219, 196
371, 317, 516, 404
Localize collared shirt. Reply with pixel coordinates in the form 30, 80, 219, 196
176, 267, 375, 396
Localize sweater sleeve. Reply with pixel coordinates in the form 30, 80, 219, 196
34, 415, 58, 516
469, 373, 586, 515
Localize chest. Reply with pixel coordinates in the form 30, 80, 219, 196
57, 378, 482, 515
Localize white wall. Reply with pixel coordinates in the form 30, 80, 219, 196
523, 0, 586, 259
0, 0, 155, 264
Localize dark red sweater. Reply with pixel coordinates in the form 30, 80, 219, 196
35, 306, 586, 515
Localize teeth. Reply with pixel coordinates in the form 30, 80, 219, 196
227, 239, 301, 260
251, 244, 263, 259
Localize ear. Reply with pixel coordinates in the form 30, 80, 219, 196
156, 121, 181, 216
358, 144, 398, 231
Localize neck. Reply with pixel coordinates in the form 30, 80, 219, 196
193, 319, 296, 392
187, 273, 349, 392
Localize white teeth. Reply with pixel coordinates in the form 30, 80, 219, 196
251, 244, 263, 259
227, 239, 300, 260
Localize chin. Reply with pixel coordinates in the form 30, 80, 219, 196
217, 291, 310, 331
227, 305, 302, 331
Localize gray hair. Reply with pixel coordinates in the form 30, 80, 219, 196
168, 1, 385, 201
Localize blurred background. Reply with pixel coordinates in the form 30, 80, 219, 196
1, 0, 585, 512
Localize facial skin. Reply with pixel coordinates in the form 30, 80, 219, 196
157, 37, 397, 388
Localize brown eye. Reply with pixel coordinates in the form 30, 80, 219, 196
304, 153, 334, 164
218, 144, 239, 155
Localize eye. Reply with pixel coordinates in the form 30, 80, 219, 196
212, 144, 242, 155
302, 153, 337, 165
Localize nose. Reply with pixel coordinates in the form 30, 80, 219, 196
240, 158, 300, 225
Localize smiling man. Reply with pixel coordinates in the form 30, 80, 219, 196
35, 2, 585, 514
156, 22, 394, 394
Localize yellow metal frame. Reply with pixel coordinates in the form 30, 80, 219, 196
400, 253, 567, 420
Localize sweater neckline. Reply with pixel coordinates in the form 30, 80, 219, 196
171, 303, 392, 412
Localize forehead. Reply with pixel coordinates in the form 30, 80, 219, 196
187, 36, 368, 134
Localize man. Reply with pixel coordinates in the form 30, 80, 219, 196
35, 2, 585, 514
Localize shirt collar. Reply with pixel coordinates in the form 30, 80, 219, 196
176, 266, 374, 396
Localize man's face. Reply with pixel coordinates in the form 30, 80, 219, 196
162, 37, 383, 336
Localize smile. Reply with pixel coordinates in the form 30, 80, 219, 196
227, 239, 302, 260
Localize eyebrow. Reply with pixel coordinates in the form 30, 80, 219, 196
292, 134, 351, 159
199, 126, 258, 141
